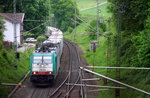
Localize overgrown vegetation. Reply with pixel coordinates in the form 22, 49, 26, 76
0, 16, 4, 48
0, 0, 150, 97
65, 0, 150, 97
109, 0, 150, 66
0, 0, 79, 36
0, 0, 50, 35
0, 9, 33, 98
0, 49, 33, 98
50, 0, 80, 32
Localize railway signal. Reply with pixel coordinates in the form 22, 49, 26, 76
90, 40, 98, 52
15, 52, 20, 59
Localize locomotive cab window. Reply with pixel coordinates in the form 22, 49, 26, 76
33, 56, 42, 64
43, 56, 52, 64
33, 56, 52, 64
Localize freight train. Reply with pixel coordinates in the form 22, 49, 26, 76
30, 26, 63, 85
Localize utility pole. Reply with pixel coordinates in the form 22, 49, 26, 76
115, 3, 126, 98
73, 0, 77, 41
96, 0, 100, 41
13, 0, 17, 51
13, 0, 19, 69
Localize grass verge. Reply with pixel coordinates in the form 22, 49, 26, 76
0, 48, 33, 98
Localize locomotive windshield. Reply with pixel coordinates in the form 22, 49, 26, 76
43, 56, 52, 63
33, 56, 52, 64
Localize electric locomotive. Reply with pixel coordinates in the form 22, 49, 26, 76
30, 26, 63, 85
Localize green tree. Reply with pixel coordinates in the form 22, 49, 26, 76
109, 0, 150, 32
0, 0, 51, 35
0, 0, 13, 12
86, 20, 107, 39
50, 0, 79, 31
20, 0, 50, 35
0, 16, 4, 49
109, 0, 150, 65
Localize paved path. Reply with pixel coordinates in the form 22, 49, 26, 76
80, 1, 108, 11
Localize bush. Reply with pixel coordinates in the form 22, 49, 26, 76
132, 30, 150, 67
36, 35, 46, 42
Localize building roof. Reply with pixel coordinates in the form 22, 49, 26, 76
0, 13, 25, 23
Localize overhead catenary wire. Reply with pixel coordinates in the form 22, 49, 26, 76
71, 18, 96, 33
76, 16, 110, 38
76, 16, 97, 32
15, 21, 49, 38
71, 18, 109, 38
25, 22, 48, 33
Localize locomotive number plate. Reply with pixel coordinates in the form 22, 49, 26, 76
39, 69, 46, 71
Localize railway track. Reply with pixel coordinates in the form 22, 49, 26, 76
49, 40, 85, 98
9, 40, 86, 98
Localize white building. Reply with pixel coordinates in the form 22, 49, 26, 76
0, 13, 25, 45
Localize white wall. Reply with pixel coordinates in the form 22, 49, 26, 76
16, 23, 20, 44
3, 19, 21, 44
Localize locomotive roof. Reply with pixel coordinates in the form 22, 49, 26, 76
32, 53, 53, 56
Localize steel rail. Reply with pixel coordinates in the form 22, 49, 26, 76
64, 40, 85, 98
50, 40, 85, 98
62, 76, 80, 98
64, 40, 75, 98
49, 41, 71, 98
30, 88, 38, 98
7, 71, 30, 98
69, 40, 86, 98
80, 67, 150, 95
75, 42, 87, 98
72, 40, 86, 98
54, 92, 62, 98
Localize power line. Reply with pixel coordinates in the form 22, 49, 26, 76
25, 22, 48, 33
76, 16, 97, 32
71, 19, 96, 33
72, 17, 109, 38
13, 0, 17, 50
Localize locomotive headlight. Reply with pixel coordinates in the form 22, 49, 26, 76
33, 72, 36, 75
49, 72, 52, 74
41, 65, 44, 67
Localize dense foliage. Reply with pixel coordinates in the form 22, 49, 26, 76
0, 0, 50, 35
19, 0, 50, 34
50, 0, 79, 32
0, 16, 4, 48
132, 18, 150, 67
109, 0, 150, 66
0, 49, 33, 98
0, 0, 79, 35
